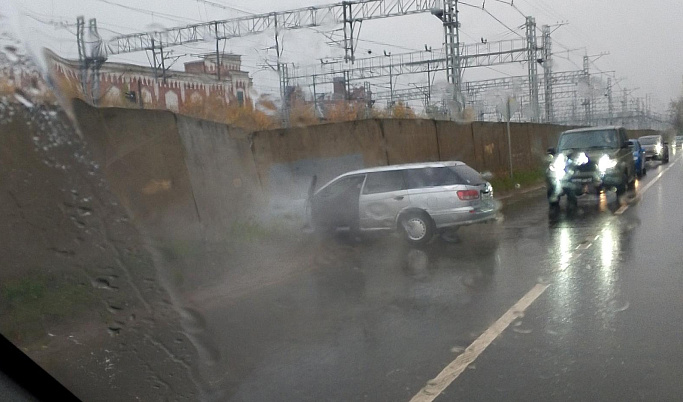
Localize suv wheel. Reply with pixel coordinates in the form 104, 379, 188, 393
616, 173, 628, 196
399, 212, 434, 245
547, 189, 560, 208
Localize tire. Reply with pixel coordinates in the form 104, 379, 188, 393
547, 189, 560, 208
663, 153, 669, 164
616, 173, 628, 196
628, 178, 636, 191
566, 192, 578, 210
399, 211, 434, 245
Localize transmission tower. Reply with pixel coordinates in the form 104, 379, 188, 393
541, 25, 553, 123
442, 0, 463, 113
526, 16, 540, 122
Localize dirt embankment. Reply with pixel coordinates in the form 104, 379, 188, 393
0, 98, 220, 400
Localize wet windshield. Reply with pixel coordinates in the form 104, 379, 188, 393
2, 0, 683, 401
557, 130, 619, 150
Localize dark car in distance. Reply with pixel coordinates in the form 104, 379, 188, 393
546, 126, 637, 208
629, 139, 647, 178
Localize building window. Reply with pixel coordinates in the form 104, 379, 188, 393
237, 91, 244, 107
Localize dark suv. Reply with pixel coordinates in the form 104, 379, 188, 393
546, 126, 636, 208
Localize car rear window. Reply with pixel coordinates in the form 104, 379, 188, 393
451, 165, 486, 185
638, 136, 659, 145
403, 166, 485, 189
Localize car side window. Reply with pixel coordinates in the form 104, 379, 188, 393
403, 167, 460, 189
363, 171, 405, 194
319, 175, 365, 198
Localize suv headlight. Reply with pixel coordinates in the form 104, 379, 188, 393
598, 154, 617, 173
549, 154, 567, 179
655, 144, 663, 154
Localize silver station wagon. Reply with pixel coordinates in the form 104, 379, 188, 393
308, 161, 499, 244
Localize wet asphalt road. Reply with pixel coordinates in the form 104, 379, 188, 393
201, 150, 683, 401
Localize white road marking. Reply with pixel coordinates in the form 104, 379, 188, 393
615, 159, 679, 215
576, 242, 592, 250
408, 156, 679, 401
409, 283, 550, 402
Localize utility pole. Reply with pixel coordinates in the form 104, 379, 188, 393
388, 57, 394, 106
607, 77, 613, 124
159, 43, 166, 84
622, 88, 628, 126
526, 16, 540, 122
279, 63, 290, 128
506, 97, 513, 179
541, 25, 553, 123
273, 14, 289, 128
214, 22, 221, 81
582, 55, 591, 125
426, 59, 432, 108
76, 16, 87, 100
443, 0, 463, 116
87, 18, 105, 105
312, 75, 318, 118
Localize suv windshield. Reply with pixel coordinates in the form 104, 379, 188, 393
557, 130, 620, 151
639, 136, 660, 145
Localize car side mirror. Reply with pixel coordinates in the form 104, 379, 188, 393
547, 147, 556, 155
481, 171, 494, 180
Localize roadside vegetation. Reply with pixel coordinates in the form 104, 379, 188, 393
0, 272, 93, 345
488, 168, 546, 193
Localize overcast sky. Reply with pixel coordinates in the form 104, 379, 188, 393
6, 0, 683, 112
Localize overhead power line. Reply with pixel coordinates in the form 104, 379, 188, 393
87, 0, 205, 24
459, 1, 525, 39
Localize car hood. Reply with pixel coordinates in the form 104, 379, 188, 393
641, 144, 658, 151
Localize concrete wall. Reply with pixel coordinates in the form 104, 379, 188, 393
73, 101, 202, 241
176, 116, 264, 238
72, 101, 663, 231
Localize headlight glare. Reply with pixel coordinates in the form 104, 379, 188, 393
550, 154, 567, 179
598, 154, 617, 173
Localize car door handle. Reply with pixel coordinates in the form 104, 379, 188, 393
393, 196, 404, 201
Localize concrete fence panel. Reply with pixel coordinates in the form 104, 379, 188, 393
435, 121, 477, 167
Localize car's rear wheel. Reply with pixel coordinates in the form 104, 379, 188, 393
399, 211, 434, 245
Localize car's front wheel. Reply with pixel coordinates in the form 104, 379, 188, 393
399, 211, 435, 245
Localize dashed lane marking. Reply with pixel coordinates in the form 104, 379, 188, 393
409, 155, 679, 402
615, 158, 679, 215
409, 283, 550, 402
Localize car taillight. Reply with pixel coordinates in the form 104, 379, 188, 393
457, 190, 480, 200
